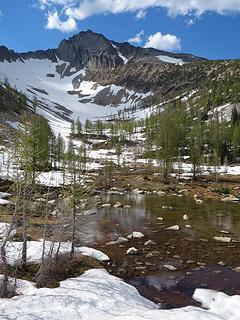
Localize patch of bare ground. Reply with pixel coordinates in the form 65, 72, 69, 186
5, 254, 103, 289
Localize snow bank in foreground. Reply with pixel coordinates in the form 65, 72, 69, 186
0, 222, 16, 239
2, 240, 110, 265
0, 268, 237, 320
194, 289, 240, 320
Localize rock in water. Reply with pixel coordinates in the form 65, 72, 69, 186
164, 264, 178, 271
101, 203, 112, 208
157, 191, 166, 197
127, 232, 145, 239
162, 206, 173, 210
117, 237, 129, 244
144, 240, 156, 246
126, 247, 138, 255
113, 202, 123, 208
166, 225, 180, 231
213, 236, 231, 243
221, 195, 239, 202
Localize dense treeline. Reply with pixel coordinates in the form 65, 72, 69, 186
144, 100, 240, 178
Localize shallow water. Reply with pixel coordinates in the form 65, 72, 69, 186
76, 193, 240, 308
77, 193, 240, 245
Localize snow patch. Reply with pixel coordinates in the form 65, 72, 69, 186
157, 55, 185, 65
1, 240, 110, 265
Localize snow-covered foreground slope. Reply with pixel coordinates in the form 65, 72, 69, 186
0, 268, 238, 320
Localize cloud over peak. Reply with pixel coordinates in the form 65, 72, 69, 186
128, 30, 144, 45
144, 32, 181, 51
36, 0, 240, 32
46, 11, 77, 32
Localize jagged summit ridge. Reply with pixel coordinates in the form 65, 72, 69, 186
0, 29, 205, 68
57, 30, 123, 69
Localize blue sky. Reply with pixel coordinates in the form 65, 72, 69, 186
0, 0, 240, 60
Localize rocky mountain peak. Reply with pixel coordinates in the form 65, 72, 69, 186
57, 29, 123, 70
0, 30, 205, 70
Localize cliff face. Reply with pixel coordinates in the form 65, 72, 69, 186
57, 30, 123, 69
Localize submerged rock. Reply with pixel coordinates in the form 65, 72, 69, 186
183, 214, 189, 221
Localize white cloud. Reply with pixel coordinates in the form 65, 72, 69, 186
135, 9, 146, 20
37, 0, 240, 19
38, 0, 75, 9
186, 18, 195, 27
36, 0, 240, 31
46, 11, 77, 32
144, 32, 181, 51
0, 10, 3, 21
128, 30, 144, 45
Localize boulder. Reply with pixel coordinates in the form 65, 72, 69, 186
117, 237, 129, 244
157, 191, 166, 197
162, 206, 173, 210
127, 231, 145, 239
133, 189, 145, 194
113, 202, 123, 208
126, 247, 138, 255
166, 225, 180, 231
101, 203, 112, 208
105, 241, 118, 246
221, 195, 239, 202
213, 236, 231, 243
163, 264, 178, 271
144, 240, 156, 246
